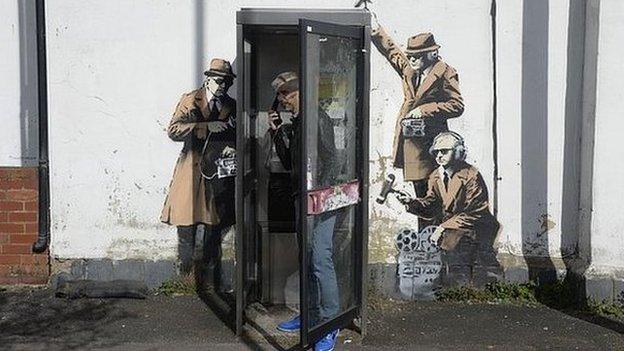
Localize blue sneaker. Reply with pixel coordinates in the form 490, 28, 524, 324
277, 315, 300, 333
314, 329, 339, 351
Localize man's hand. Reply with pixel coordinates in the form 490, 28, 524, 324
268, 111, 281, 131
207, 121, 228, 133
394, 190, 413, 205
221, 146, 236, 158
406, 107, 423, 119
429, 226, 445, 245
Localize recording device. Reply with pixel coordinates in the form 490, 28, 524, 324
401, 118, 426, 138
376, 173, 396, 204
268, 94, 282, 128
215, 157, 237, 179
200, 115, 237, 180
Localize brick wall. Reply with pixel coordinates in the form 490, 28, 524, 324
0, 167, 49, 285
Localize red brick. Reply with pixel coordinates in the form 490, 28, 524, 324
19, 276, 47, 285
0, 179, 25, 190
0, 201, 23, 211
0, 190, 6, 200
0, 223, 24, 233
21, 174, 38, 190
16, 264, 48, 275
8, 212, 37, 223
1, 244, 32, 254
24, 201, 38, 211
10, 233, 37, 244
0, 234, 9, 244
0, 277, 20, 284
24, 223, 38, 233
0, 255, 21, 265
6, 189, 37, 202
0, 212, 7, 222
0, 265, 16, 276
0, 168, 37, 188
20, 254, 48, 266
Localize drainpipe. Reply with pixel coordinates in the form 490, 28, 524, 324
32, 0, 50, 253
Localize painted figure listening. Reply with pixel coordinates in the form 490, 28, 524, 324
395, 132, 501, 286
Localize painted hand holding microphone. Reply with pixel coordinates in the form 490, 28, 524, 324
376, 173, 445, 245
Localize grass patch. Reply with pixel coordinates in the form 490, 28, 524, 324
436, 280, 624, 321
584, 292, 624, 319
436, 281, 538, 304
585, 298, 624, 319
156, 278, 196, 296
534, 279, 578, 309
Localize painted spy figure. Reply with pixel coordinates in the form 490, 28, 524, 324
372, 20, 464, 229
161, 58, 237, 288
396, 132, 500, 286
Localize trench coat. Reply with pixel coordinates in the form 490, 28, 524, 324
406, 162, 499, 251
372, 26, 464, 181
160, 88, 236, 226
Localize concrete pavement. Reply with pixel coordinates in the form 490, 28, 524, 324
1, 287, 623, 350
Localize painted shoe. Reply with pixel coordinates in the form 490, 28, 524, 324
314, 329, 339, 351
277, 315, 300, 333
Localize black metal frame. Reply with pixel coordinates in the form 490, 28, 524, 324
235, 9, 371, 349
235, 23, 245, 336
298, 19, 368, 348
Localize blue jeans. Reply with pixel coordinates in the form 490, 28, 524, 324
308, 213, 340, 325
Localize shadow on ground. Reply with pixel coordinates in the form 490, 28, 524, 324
361, 294, 624, 351
0, 287, 132, 350
0, 286, 239, 351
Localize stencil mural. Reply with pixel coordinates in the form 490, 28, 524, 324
395, 226, 443, 298
395, 132, 502, 291
370, 12, 501, 297
160, 58, 237, 297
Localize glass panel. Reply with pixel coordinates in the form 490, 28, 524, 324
241, 30, 301, 349
306, 35, 359, 191
305, 34, 359, 329
305, 206, 356, 328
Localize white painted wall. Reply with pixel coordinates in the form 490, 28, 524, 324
47, 0, 200, 259
495, 0, 523, 257
45, 0, 495, 263
495, 0, 577, 259
588, 0, 624, 272
2, 0, 611, 277
0, 0, 38, 167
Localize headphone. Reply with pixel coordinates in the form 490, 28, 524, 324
426, 50, 438, 62
429, 131, 466, 161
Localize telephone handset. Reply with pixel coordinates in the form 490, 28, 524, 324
268, 94, 283, 128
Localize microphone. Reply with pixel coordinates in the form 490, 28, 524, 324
376, 174, 396, 204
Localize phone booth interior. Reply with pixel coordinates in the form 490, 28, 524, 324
235, 9, 370, 349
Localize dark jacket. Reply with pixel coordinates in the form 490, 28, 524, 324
272, 110, 344, 193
